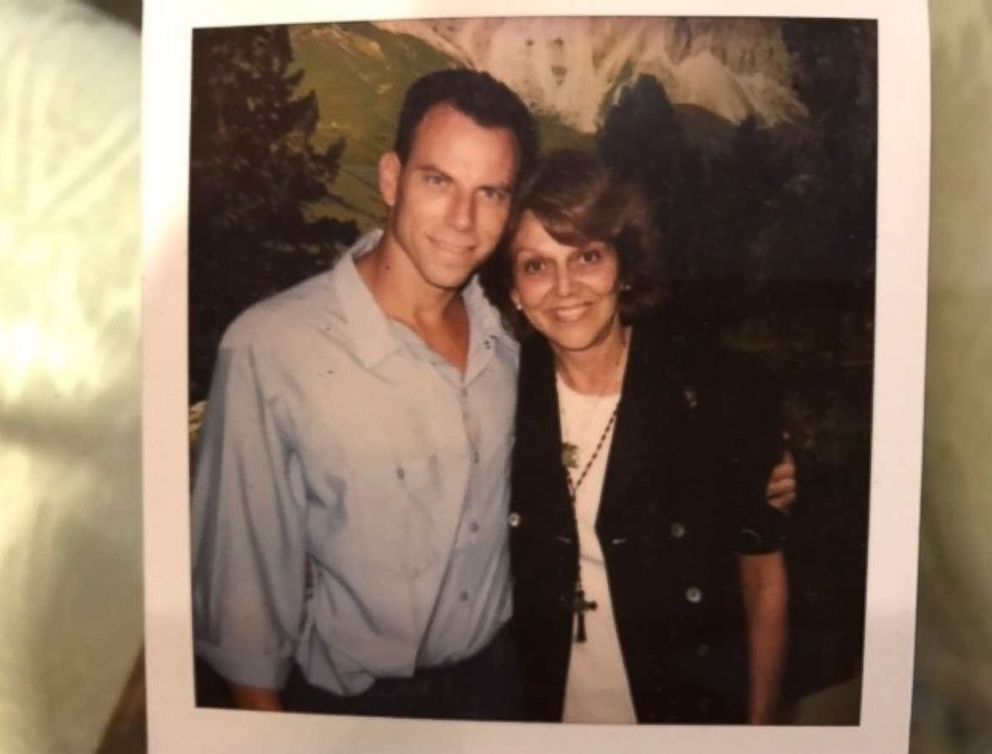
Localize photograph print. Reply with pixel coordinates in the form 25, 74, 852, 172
187, 16, 876, 726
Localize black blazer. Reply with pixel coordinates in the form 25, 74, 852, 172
508, 314, 785, 723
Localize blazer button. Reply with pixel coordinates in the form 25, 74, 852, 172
670, 522, 686, 539
696, 642, 709, 657
685, 586, 703, 604
508, 512, 521, 528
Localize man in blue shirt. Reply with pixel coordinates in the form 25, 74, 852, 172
192, 70, 539, 718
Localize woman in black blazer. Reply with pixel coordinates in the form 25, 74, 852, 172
482, 150, 789, 724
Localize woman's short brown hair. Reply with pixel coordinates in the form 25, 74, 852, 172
480, 149, 665, 336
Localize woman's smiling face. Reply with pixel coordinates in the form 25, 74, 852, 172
510, 210, 623, 356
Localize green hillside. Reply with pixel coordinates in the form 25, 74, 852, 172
290, 22, 592, 231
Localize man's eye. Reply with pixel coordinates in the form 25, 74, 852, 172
579, 248, 602, 264
480, 187, 508, 203
425, 173, 447, 186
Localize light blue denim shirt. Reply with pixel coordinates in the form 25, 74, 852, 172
191, 230, 519, 696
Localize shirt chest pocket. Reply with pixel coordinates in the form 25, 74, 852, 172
395, 453, 441, 505
396, 452, 468, 575
307, 452, 436, 577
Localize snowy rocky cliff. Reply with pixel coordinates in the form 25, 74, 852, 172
375, 17, 808, 132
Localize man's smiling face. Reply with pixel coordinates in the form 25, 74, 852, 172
378, 103, 518, 294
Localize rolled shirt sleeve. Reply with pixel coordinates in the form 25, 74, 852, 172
191, 317, 308, 691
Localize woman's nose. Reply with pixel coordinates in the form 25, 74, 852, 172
554, 266, 573, 296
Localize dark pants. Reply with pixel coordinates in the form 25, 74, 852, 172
282, 626, 523, 721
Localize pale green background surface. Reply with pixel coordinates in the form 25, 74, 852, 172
913, 0, 992, 751
0, 0, 987, 751
0, 2, 141, 752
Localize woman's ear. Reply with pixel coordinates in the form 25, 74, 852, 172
510, 289, 523, 311
378, 151, 401, 208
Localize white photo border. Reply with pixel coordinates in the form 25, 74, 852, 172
142, 1, 930, 751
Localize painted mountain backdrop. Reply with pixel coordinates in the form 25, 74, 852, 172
375, 18, 806, 130
290, 18, 811, 228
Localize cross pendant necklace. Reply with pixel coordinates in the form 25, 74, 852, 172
558, 335, 628, 646
563, 407, 617, 644
572, 584, 598, 643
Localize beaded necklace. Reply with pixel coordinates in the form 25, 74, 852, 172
557, 335, 628, 642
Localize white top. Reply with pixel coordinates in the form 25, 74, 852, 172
557, 375, 638, 724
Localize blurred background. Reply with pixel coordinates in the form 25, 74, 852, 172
0, 0, 988, 752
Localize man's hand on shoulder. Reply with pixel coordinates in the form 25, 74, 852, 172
765, 444, 797, 513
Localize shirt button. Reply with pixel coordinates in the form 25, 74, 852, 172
396, 466, 405, 480
459, 591, 469, 602
508, 512, 521, 528
468, 522, 479, 533
685, 586, 703, 604
472, 450, 480, 464
670, 522, 686, 539
683, 386, 699, 409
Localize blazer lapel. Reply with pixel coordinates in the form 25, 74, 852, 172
515, 335, 574, 525
596, 319, 692, 538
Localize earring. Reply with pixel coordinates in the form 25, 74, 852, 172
513, 299, 523, 311
620, 282, 632, 292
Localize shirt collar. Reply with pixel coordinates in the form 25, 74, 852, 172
332, 229, 401, 369
463, 273, 514, 348
332, 228, 514, 370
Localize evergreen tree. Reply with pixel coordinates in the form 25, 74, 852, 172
709, 116, 791, 285
597, 75, 704, 306
188, 25, 358, 400
780, 20, 877, 289
597, 74, 687, 218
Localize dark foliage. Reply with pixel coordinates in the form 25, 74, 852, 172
188, 26, 359, 401
597, 21, 878, 702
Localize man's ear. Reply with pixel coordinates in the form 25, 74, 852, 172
378, 152, 401, 208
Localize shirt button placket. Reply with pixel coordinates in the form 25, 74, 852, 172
459, 384, 480, 464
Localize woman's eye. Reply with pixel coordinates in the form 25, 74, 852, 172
520, 259, 545, 275
579, 248, 602, 264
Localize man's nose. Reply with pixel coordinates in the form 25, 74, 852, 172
447, 191, 475, 232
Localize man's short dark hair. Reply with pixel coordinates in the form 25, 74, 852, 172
394, 69, 538, 187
